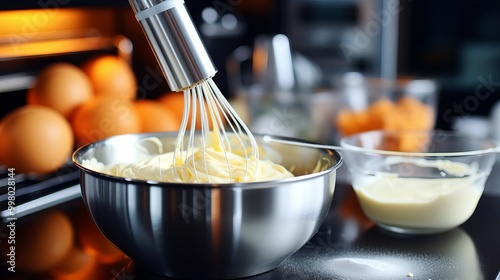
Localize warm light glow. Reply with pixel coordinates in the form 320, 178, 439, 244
252, 45, 268, 76
49, 247, 99, 280
211, 189, 222, 257
0, 9, 98, 40
0, 37, 115, 59
0, 8, 117, 59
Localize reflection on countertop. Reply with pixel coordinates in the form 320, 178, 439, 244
113, 181, 499, 280
1, 179, 499, 280
486, 160, 500, 197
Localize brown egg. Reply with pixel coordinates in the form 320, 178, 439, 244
0, 105, 74, 173
28, 63, 93, 118
0, 210, 73, 272
71, 96, 141, 147
134, 100, 181, 132
159, 92, 189, 125
82, 55, 137, 100
159, 92, 222, 130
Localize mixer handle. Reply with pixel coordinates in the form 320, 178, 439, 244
129, 0, 218, 91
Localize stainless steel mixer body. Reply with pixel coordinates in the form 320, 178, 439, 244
129, 0, 217, 91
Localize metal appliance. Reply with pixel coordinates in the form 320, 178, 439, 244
283, 0, 399, 83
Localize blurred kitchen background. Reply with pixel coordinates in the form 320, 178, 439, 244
3, 2, 500, 278
1, 0, 500, 142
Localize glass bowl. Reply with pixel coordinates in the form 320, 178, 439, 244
340, 130, 498, 234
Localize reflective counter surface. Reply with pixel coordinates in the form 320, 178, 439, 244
1, 174, 500, 280
127, 181, 500, 280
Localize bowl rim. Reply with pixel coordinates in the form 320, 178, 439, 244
72, 132, 343, 188
339, 129, 500, 157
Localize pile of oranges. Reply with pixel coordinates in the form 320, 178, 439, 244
0, 55, 187, 174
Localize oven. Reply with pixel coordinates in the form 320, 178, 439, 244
0, 2, 246, 278
0, 4, 155, 279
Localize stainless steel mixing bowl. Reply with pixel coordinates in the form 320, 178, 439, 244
72, 132, 342, 279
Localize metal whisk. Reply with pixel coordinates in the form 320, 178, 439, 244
129, 0, 259, 183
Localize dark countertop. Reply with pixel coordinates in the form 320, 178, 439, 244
260, 183, 500, 280
128, 182, 500, 280
2, 173, 500, 280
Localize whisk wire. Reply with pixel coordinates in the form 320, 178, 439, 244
172, 78, 259, 183
189, 87, 201, 182
207, 79, 259, 181
197, 84, 211, 182
203, 82, 234, 182
173, 89, 190, 180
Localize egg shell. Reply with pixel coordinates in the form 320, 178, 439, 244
82, 55, 137, 100
71, 96, 141, 147
28, 63, 94, 119
159, 92, 223, 130
0, 105, 74, 173
134, 100, 181, 133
